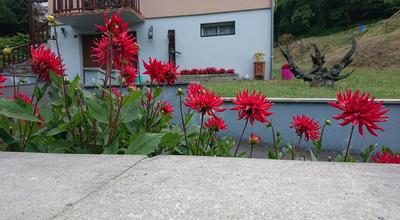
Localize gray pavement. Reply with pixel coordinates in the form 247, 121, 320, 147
0, 153, 399, 220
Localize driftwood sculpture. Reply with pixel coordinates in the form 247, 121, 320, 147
280, 38, 358, 87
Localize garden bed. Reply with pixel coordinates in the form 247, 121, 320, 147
176, 73, 240, 83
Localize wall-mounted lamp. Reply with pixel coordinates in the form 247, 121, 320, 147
60, 27, 67, 37
148, 25, 153, 40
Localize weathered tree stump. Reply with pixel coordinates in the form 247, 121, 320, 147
280, 39, 358, 87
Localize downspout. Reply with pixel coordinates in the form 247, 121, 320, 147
268, 0, 275, 80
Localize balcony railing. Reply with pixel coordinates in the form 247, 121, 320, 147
53, 0, 140, 14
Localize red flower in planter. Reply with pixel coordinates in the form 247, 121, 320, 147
231, 90, 273, 125
96, 12, 128, 36
31, 45, 65, 81
372, 152, 400, 164
227, 69, 235, 74
164, 62, 179, 86
160, 101, 174, 115
184, 89, 225, 116
0, 75, 6, 95
329, 90, 389, 137
290, 115, 321, 142
249, 133, 261, 145
143, 58, 166, 84
204, 116, 228, 132
120, 65, 137, 86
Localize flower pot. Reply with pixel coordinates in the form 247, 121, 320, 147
254, 62, 265, 80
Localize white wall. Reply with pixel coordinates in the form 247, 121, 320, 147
50, 26, 83, 80
133, 9, 272, 80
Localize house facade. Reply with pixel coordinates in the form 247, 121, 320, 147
48, 0, 274, 82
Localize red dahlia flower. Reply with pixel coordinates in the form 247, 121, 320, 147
0, 75, 6, 95
95, 13, 128, 35
160, 101, 174, 115
329, 90, 389, 137
184, 89, 225, 116
92, 32, 139, 69
372, 152, 400, 164
16, 92, 32, 105
120, 65, 137, 86
143, 58, 166, 84
249, 133, 261, 145
111, 88, 121, 98
204, 116, 228, 132
163, 61, 179, 86
231, 90, 273, 125
31, 45, 65, 81
187, 83, 205, 96
290, 115, 321, 142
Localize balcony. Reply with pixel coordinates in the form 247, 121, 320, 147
51, 0, 143, 27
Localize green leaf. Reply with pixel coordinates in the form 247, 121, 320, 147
122, 90, 141, 105
119, 103, 141, 124
153, 87, 162, 99
267, 150, 277, 159
34, 83, 50, 103
0, 126, 17, 145
126, 133, 163, 155
310, 149, 318, 161
103, 137, 120, 155
46, 123, 69, 136
159, 132, 182, 148
48, 140, 76, 153
86, 97, 110, 124
361, 144, 377, 163
0, 98, 41, 122
49, 71, 62, 88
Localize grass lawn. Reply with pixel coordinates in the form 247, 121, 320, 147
202, 68, 400, 99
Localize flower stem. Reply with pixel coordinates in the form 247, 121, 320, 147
292, 135, 302, 160
179, 94, 189, 154
344, 126, 355, 162
53, 25, 78, 147
250, 144, 254, 158
271, 124, 278, 158
234, 118, 249, 157
196, 112, 205, 156
316, 124, 327, 158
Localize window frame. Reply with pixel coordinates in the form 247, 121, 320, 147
200, 21, 236, 38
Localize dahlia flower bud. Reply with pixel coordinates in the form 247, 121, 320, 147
176, 88, 184, 95
3, 47, 12, 56
325, 119, 332, 126
46, 15, 56, 24
265, 121, 272, 128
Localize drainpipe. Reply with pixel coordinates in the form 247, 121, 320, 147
268, 0, 275, 80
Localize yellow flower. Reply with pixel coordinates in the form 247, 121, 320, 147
46, 15, 56, 24
3, 47, 12, 56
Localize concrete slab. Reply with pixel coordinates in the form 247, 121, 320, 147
54, 156, 400, 220
0, 153, 146, 220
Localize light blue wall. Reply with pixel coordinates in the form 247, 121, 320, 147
132, 9, 272, 80
50, 26, 83, 80
158, 86, 400, 153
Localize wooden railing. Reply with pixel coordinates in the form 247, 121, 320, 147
1, 43, 31, 69
53, 0, 140, 14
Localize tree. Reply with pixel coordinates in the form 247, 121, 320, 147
0, 0, 28, 36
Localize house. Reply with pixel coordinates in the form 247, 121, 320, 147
48, 0, 275, 82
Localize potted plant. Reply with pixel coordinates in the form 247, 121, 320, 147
254, 51, 265, 80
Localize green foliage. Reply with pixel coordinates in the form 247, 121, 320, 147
275, 0, 400, 38
0, 0, 28, 36
0, 33, 29, 50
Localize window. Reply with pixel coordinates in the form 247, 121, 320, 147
201, 21, 235, 37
